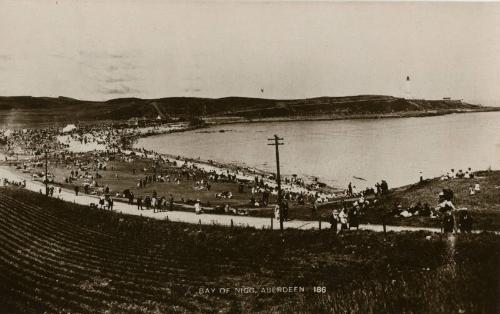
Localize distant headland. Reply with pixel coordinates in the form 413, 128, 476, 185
0, 95, 498, 128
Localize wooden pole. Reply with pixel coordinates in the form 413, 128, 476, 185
268, 135, 284, 230
275, 135, 282, 230
44, 146, 48, 196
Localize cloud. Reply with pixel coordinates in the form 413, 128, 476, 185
105, 77, 133, 83
109, 54, 126, 59
105, 61, 136, 72
0, 54, 11, 61
100, 83, 140, 95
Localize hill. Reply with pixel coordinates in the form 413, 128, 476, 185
0, 186, 498, 313
0, 95, 492, 128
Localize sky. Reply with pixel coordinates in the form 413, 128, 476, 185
1, 0, 500, 105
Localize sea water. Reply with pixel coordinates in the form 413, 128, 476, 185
136, 112, 500, 189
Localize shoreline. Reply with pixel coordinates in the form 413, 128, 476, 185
201, 107, 500, 127
132, 109, 500, 192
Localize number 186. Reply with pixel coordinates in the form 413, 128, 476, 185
314, 286, 326, 293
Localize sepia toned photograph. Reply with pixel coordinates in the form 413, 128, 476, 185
0, 0, 499, 313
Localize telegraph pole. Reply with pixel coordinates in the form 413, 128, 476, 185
44, 145, 48, 196
268, 135, 284, 230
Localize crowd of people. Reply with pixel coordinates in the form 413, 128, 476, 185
0, 124, 484, 235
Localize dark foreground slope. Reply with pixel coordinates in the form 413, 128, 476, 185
0, 187, 498, 313
0, 95, 492, 127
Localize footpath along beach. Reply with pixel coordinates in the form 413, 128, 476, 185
0, 165, 446, 233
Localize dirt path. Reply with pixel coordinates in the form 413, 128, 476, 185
1, 166, 490, 234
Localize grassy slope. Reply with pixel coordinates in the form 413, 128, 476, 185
0, 95, 490, 127
359, 170, 500, 231
238, 171, 500, 231
0, 186, 498, 313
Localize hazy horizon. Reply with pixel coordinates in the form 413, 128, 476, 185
1, 1, 500, 106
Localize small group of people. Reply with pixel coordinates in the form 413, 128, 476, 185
440, 167, 475, 180
328, 207, 360, 232
468, 183, 481, 196
346, 179, 388, 198
2, 178, 26, 188
97, 195, 114, 210
436, 188, 474, 233
442, 209, 473, 233
135, 193, 175, 212
215, 191, 233, 199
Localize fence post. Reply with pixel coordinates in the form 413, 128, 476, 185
199, 219, 201, 225
270, 217, 273, 230
231, 219, 233, 228
319, 219, 322, 230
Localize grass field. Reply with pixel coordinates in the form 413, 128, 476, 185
32, 156, 276, 208
0, 186, 498, 313
19, 153, 500, 231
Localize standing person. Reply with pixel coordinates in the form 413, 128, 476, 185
329, 209, 339, 233
194, 199, 203, 214
312, 198, 319, 217
348, 207, 359, 230
458, 209, 473, 233
137, 197, 143, 210
152, 197, 157, 213
263, 190, 270, 205
274, 204, 280, 222
169, 194, 174, 211
74, 186, 79, 196
339, 208, 348, 231
348, 182, 353, 196
381, 180, 388, 194
282, 200, 289, 221
443, 211, 454, 233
